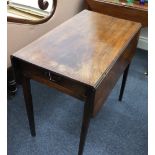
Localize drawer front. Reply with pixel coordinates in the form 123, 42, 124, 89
19, 62, 87, 101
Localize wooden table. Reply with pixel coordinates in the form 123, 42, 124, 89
11, 10, 141, 155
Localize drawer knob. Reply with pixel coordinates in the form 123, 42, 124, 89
48, 72, 56, 82
46, 72, 61, 82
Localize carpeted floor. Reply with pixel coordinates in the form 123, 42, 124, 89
7, 49, 148, 155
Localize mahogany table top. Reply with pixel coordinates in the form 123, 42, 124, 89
13, 10, 141, 88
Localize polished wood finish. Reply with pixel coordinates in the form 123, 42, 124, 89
86, 0, 148, 27
93, 32, 139, 115
7, 0, 57, 25
11, 10, 141, 155
22, 76, 36, 137
85, 0, 148, 102
13, 10, 141, 87
78, 89, 95, 155
13, 60, 87, 101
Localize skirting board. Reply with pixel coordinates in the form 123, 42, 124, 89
137, 35, 148, 51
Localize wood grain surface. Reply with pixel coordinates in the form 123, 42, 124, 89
12, 10, 141, 88
93, 32, 139, 116
86, 0, 148, 27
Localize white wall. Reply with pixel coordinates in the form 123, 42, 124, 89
7, 0, 85, 67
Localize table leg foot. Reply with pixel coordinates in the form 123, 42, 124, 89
22, 76, 36, 137
119, 64, 130, 102
78, 89, 94, 155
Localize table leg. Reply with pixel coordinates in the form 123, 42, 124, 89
22, 76, 36, 137
119, 64, 130, 102
78, 90, 94, 155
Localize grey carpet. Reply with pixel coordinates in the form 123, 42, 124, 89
7, 49, 148, 155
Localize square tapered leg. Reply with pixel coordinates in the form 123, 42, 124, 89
22, 76, 36, 137
119, 64, 130, 102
